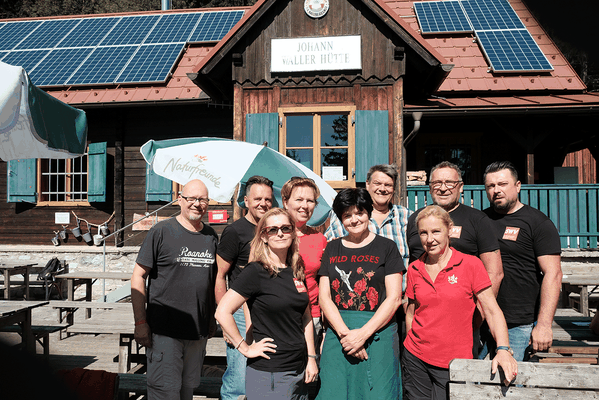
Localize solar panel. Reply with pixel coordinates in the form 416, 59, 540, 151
144, 13, 202, 44
116, 43, 183, 83
16, 19, 80, 50
66, 46, 137, 85
476, 29, 553, 72
99, 15, 160, 46
1, 50, 50, 72
58, 17, 119, 48
414, 1, 472, 34
461, 0, 525, 30
189, 10, 245, 42
0, 21, 43, 51
30, 48, 93, 86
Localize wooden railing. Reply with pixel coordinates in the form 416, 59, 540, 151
407, 184, 599, 249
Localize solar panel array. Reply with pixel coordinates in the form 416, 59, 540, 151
414, 0, 553, 72
0, 10, 244, 87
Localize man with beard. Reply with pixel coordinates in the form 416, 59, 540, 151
131, 179, 218, 400
482, 161, 562, 361
215, 175, 273, 400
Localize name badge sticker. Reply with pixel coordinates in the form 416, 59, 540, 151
503, 227, 520, 241
450, 226, 462, 239
294, 278, 307, 293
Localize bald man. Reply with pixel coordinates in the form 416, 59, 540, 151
132, 179, 218, 400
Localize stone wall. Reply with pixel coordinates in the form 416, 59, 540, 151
0, 245, 139, 300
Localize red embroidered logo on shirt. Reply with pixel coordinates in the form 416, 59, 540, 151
503, 227, 520, 241
450, 226, 462, 239
448, 274, 458, 284
293, 278, 307, 293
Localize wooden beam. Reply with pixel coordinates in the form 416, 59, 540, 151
526, 152, 534, 184
114, 111, 125, 247
233, 84, 244, 222
393, 79, 406, 206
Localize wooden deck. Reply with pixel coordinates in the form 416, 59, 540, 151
0, 302, 224, 399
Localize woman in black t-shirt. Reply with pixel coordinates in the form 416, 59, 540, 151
317, 188, 404, 400
216, 208, 318, 400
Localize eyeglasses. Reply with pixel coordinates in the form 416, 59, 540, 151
429, 180, 462, 190
180, 196, 210, 205
262, 224, 294, 236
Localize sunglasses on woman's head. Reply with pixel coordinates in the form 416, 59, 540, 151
263, 224, 294, 236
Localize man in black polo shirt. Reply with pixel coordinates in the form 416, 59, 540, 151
215, 175, 273, 400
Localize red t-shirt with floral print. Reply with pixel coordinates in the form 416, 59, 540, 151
318, 235, 405, 312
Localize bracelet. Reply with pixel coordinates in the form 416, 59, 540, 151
235, 338, 245, 349
496, 346, 513, 356
135, 319, 147, 326
307, 354, 318, 359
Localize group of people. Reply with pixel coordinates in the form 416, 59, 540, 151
131, 160, 562, 400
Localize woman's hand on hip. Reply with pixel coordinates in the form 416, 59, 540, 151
241, 337, 277, 359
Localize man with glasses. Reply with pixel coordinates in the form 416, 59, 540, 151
215, 175, 273, 400
131, 179, 218, 400
325, 164, 411, 269
406, 161, 503, 355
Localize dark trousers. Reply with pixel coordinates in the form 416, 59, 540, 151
402, 349, 449, 400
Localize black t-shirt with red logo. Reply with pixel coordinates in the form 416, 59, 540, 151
484, 205, 561, 324
231, 262, 309, 373
319, 235, 405, 313
407, 203, 500, 263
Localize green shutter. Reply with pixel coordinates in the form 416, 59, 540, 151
355, 110, 389, 182
146, 164, 173, 202
7, 159, 37, 203
87, 142, 107, 202
246, 113, 279, 150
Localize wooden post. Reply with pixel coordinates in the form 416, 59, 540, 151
393, 79, 406, 206
114, 110, 125, 247
233, 84, 244, 221
526, 152, 534, 184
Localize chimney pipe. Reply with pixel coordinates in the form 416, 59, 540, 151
161, 0, 172, 10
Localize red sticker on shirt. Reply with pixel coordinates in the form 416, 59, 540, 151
450, 226, 462, 239
503, 227, 520, 241
293, 278, 307, 293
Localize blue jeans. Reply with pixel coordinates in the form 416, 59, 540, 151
221, 308, 247, 400
478, 322, 534, 362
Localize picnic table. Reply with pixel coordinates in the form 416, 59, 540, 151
562, 274, 599, 317
0, 300, 48, 353
0, 261, 38, 300
56, 272, 131, 318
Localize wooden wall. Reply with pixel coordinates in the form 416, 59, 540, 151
233, 0, 405, 84
0, 102, 234, 247
562, 148, 597, 184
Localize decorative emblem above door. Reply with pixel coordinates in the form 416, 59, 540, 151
304, 0, 329, 18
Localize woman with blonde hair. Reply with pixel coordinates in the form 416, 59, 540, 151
216, 208, 318, 399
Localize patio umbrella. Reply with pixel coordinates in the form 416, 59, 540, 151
140, 137, 337, 226
0, 61, 87, 161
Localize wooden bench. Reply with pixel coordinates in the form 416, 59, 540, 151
50, 300, 131, 326
0, 324, 67, 358
449, 358, 599, 399
534, 343, 599, 364
117, 374, 221, 400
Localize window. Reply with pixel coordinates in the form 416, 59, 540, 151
279, 106, 356, 188
7, 142, 107, 204
38, 154, 88, 203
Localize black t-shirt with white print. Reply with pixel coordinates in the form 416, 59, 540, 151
319, 235, 405, 313
136, 217, 218, 340
231, 262, 310, 373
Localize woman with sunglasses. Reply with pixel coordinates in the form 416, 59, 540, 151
282, 177, 328, 354
216, 208, 318, 399
317, 188, 404, 400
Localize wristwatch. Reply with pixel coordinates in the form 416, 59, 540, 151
496, 346, 514, 356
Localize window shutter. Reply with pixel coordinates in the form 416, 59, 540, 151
88, 142, 107, 202
146, 164, 173, 202
246, 113, 279, 150
355, 110, 389, 182
7, 159, 37, 203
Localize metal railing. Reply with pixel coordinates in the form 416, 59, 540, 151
407, 184, 599, 249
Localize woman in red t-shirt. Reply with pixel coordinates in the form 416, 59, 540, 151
403, 205, 517, 399
282, 177, 328, 351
